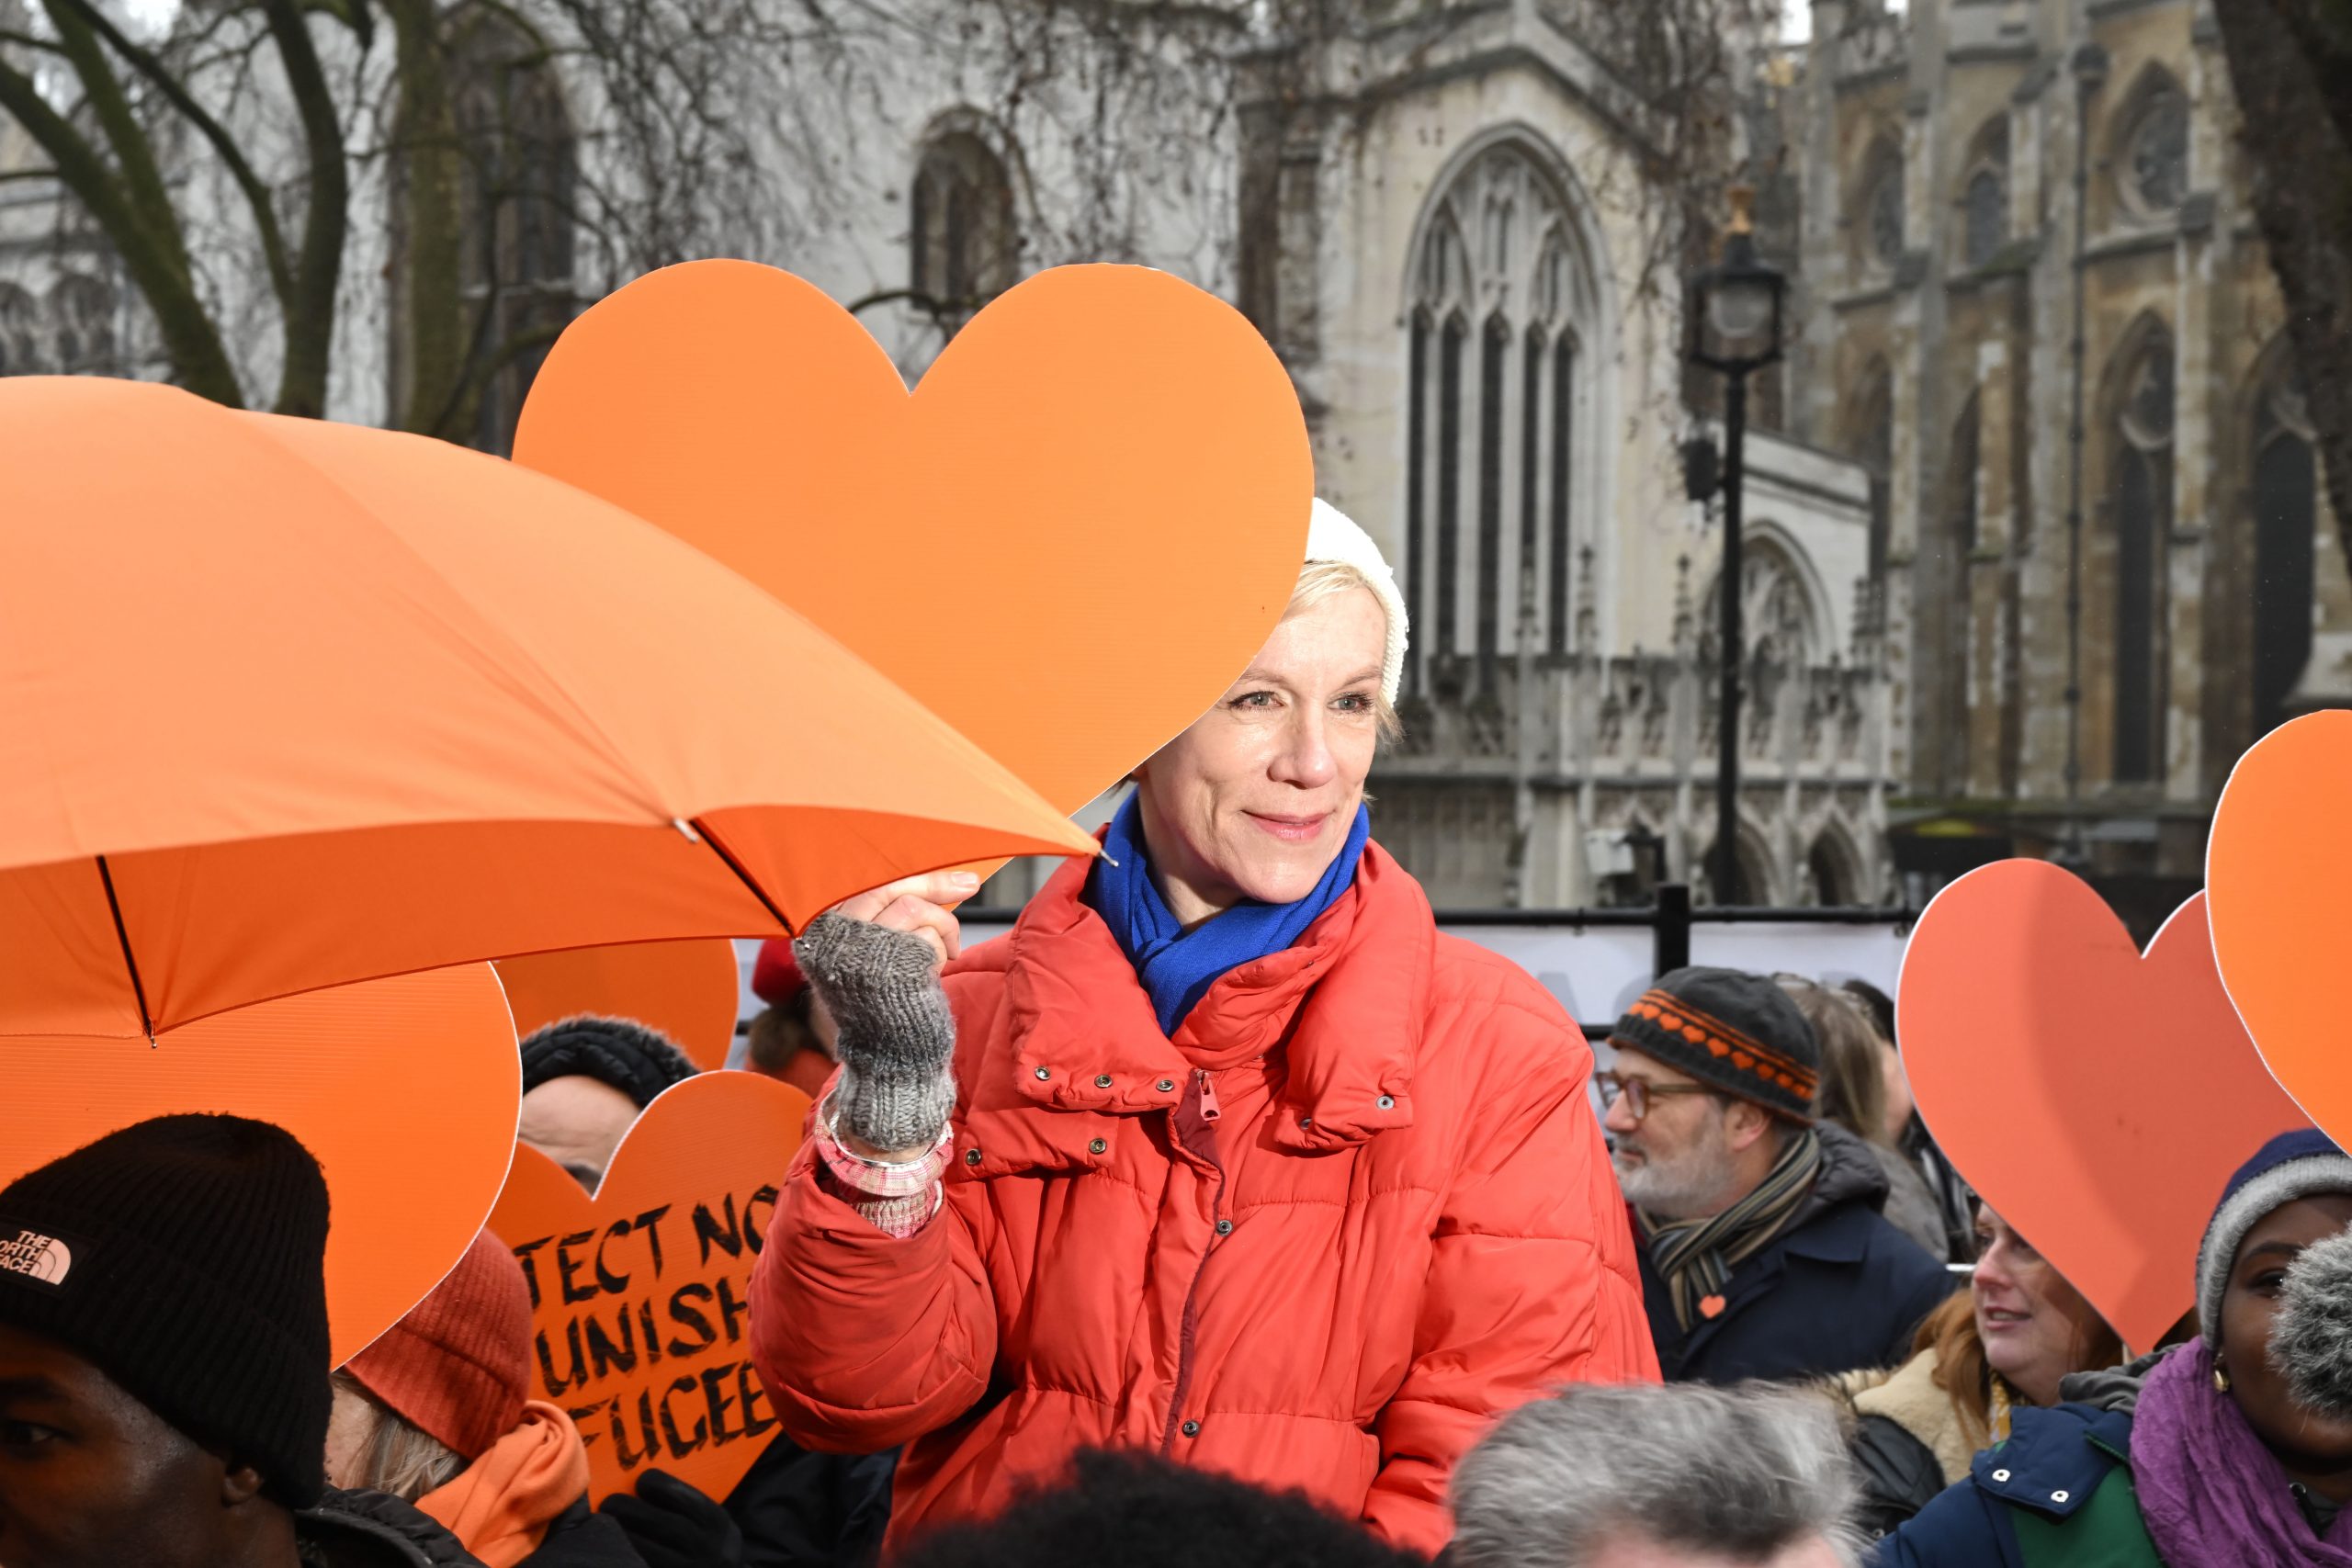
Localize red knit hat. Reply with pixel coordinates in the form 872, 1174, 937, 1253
752, 938, 806, 1008
345, 1230, 531, 1460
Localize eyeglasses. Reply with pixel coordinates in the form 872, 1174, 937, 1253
1596, 1070, 1721, 1124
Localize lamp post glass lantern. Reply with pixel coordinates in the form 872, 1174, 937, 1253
1687, 187, 1788, 905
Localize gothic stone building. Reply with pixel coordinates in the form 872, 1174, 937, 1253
0, 1, 1894, 911
1779, 0, 2349, 925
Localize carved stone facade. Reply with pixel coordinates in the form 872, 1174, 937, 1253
1247, 7, 1892, 910
0, 0, 1895, 911
1781, 0, 2350, 919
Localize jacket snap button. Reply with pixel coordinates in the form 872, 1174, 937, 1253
1181, 1420, 1201, 1438
1298, 1116, 1313, 1130
964, 1148, 982, 1167
1990, 1469, 2010, 1483
1376, 1095, 1395, 1111
1156, 1078, 1176, 1093
2051, 1490, 2069, 1505
1034, 1066, 1051, 1081
1089, 1137, 1108, 1156
1216, 1219, 1233, 1236
1095, 1074, 1114, 1089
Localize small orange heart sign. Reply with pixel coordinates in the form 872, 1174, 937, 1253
2211, 712, 2352, 1148
496, 939, 742, 1070
513, 262, 1315, 822
487, 1071, 810, 1505
1, 964, 519, 1365
1898, 862, 2306, 1349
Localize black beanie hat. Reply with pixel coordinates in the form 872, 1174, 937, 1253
1608, 965, 1821, 1122
0, 1113, 332, 1506
519, 1013, 698, 1109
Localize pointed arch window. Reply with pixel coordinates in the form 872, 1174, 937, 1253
1403, 141, 1596, 694
2112, 332, 2175, 784
1956, 117, 2010, 271
2252, 358, 2317, 739
1923, 393, 1983, 793
2116, 75, 2189, 219
911, 130, 1017, 327
1852, 137, 1905, 273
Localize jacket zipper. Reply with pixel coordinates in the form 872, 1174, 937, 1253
1159, 1067, 1225, 1451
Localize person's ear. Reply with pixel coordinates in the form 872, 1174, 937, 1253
219, 1458, 269, 1506
1724, 1099, 1772, 1155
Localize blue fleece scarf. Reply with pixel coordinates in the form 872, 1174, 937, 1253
1087, 793, 1371, 1037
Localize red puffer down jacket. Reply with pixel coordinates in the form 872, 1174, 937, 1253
750, 843, 1657, 1557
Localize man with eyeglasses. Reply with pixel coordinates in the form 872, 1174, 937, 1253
1599, 967, 1953, 1384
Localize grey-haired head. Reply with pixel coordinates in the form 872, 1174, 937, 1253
1450, 1381, 1862, 1568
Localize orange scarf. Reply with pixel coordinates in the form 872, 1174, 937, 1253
417, 1401, 593, 1568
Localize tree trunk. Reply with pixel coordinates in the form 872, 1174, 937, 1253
260, 0, 350, 417
2214, 0, 2352, 575
385, 0, 473, 438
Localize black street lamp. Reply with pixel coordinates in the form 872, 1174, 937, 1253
1687, 186, 1787, 906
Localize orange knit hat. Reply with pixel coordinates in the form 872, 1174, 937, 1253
345, 1229, 532, 1460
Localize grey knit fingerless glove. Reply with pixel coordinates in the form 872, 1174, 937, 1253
792, 912, 957, 1153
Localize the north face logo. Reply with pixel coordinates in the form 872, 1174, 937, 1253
0, 1228, 72, 1285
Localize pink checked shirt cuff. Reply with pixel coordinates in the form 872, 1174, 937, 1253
809, 1093, 952, 1239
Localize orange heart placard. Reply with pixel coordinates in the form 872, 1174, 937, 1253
496, 940, 741, 1069
514, 262, 1314, 821
2211, 712, 2352, 1147
488, 1071, 810, 1505
1897, 862, 2306, 1349
2, 964, 520, 1365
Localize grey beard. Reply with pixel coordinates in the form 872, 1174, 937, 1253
1614, 1118, 1733, 1221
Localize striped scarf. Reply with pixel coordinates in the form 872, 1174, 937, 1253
1639, 1128, 1824, 1333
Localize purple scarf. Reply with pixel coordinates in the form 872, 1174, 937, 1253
2133, 1340, 2352, 1565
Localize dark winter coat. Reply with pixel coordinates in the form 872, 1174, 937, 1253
725, 1434, 896, 1568
298, 1488, 488, 1568
1871, 1404, 2159, 1568
1831, 1348, 1985, 1540
525, 1499, 649, 1568
1639, 1122, 1957, 1384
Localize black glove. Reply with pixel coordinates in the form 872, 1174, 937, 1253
603, 1468, 746, 1568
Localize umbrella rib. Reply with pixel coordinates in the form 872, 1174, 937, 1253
686, 816, 795, 935
94, 854, 156, 1043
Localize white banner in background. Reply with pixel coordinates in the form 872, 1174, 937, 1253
735, 920, 1910, 1040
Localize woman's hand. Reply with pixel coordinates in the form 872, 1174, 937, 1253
794, 871, 973, 1163
828, 870, 977, 969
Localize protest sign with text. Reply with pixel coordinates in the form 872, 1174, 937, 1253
488, 1070, 810, 1503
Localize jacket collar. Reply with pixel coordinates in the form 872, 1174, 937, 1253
995, 841, 1433, 1148
1970, 1404, 2133, 1520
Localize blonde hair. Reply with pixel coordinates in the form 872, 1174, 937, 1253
330, 1371, 467, 1502
1288, 559, 1403, 742
1778, 976, 1888, 1145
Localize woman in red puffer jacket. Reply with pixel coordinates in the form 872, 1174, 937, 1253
750, 502, 1657, 1558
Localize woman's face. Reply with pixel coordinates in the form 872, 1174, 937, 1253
1972, 1208, 2108, 1406
2220, 1193, 2352, 1470
1133, 586, 1387, 924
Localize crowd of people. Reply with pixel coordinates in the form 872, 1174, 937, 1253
5, 501, 2347, 1567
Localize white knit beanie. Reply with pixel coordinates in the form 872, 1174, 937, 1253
1305, 498, 1409, 705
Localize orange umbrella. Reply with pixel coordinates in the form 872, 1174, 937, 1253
0, 377, 1094, 1038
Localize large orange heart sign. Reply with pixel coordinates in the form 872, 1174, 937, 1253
488, 1071, 810, 1504
2211, 712, 2352, 1148
1, 964, 519, 1365
513, 262, 1314, 818
1898, 861, 2306, 1349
